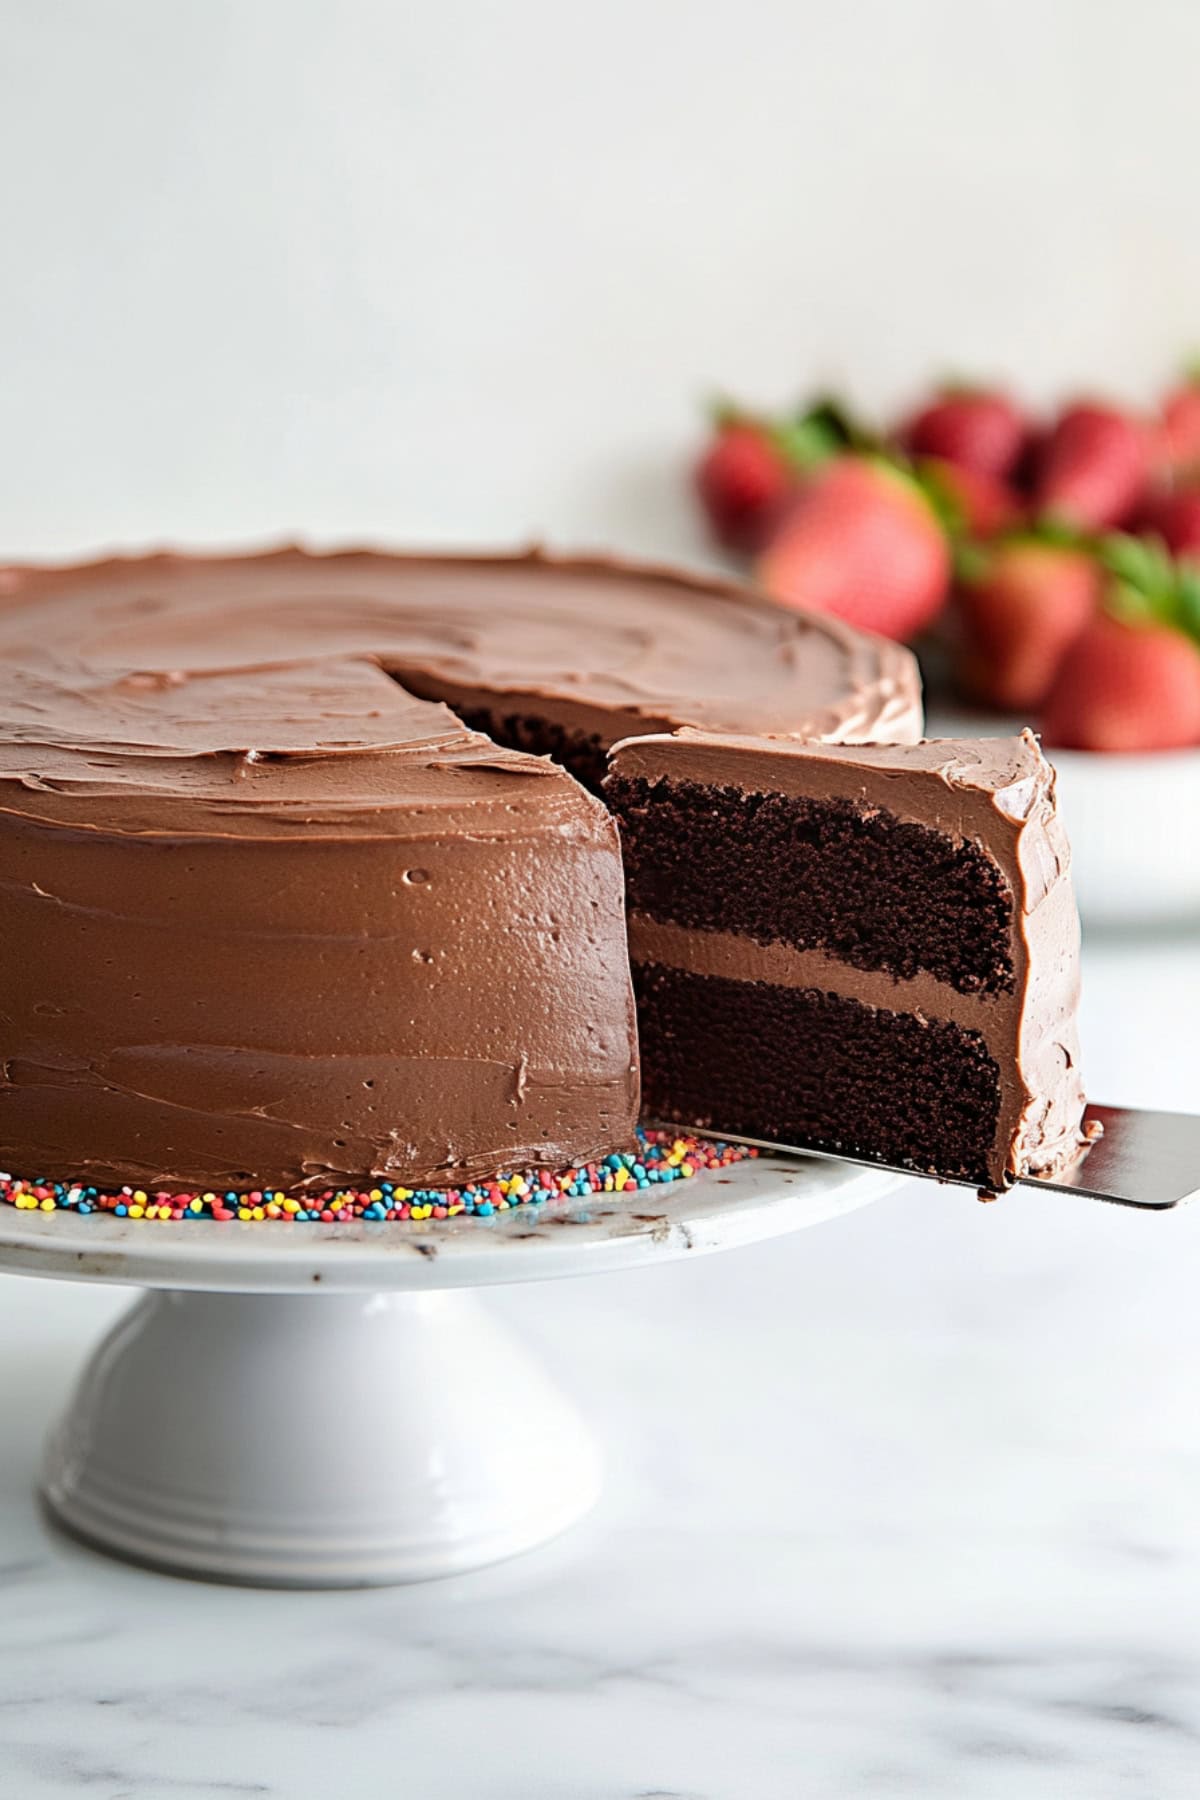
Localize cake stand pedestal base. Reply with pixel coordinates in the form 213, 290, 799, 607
2, 1149, 894, 1588
42, 1288, 602, 1588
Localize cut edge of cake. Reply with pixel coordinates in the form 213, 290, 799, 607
605, 727, 1087, 1191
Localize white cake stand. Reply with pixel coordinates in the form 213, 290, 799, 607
0, 1153, 895, 1588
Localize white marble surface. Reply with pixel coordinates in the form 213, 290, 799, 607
0, 924, 1198, 1798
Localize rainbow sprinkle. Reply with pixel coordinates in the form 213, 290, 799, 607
0, 1128, 755, 1224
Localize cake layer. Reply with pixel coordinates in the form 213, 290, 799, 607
608, 730, 1087, 1188
607, 773, 1016, 995
634, 962, 1004, 1187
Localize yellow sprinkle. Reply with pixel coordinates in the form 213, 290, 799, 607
680, 1161, 694, 1177
614, 1169, 629, 1190
132, 1189, 147, 1204
40, 1197, 56, 1212
251, 1206, 265, 1221
283, 1198, 301, 1214
238, 1207, 253, 1221
202, 1192, 216, 1204
189, 1198, 202, 1214
128, 1204, 145, 1219
369, 1188, 383, 1201
395, 1187, 413, 1202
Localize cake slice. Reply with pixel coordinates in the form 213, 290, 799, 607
605, 730, 1087, 1190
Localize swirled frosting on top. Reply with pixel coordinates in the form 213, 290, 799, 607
0, 543, 923, 780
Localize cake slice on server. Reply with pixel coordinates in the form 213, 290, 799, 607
605, 729, 1087, 1191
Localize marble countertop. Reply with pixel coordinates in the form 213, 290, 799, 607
2, 924, 1199, 1799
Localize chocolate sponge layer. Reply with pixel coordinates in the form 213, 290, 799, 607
608, 774, 1016, 997
634, 961, 1004, 1186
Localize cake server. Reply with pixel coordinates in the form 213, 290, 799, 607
682, 1104, 1200, 1210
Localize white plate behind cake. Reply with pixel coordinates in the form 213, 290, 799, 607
1048, 745, 1200, 927
926, 704, 1200, 929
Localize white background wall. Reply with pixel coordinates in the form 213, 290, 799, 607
4, 0, 1200, 563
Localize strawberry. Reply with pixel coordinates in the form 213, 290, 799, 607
1033, 401, 1152, 530
1041, 613, 1200, 752
1155, 370, 1200, 476
694, 421, 795, 554
755, 455, 951, 641
1138, 485, 1200, 562
953, 539, 1099, 711
918, 457, 1021, 540
899, 387, 1029, 480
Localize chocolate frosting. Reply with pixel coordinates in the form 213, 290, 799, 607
610, 729, 1087, 1186
0, 545, 920, 1194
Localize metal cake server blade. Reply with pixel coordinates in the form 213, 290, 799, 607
680, 1105, 1200, 1210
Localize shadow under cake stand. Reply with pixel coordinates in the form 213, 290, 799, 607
0, 1153, 897, 1588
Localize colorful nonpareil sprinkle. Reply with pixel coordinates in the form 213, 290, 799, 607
0, 1129, 755, 1224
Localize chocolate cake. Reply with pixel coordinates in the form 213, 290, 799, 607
606, 730, 1086, 1189
0, 546, 921, 1196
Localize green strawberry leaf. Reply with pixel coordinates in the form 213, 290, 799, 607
1097, 531, 1200, 645
912, 458, 969, 541
796, 395, 885, 456
769, 414, 843, 471
953, 540, 992, 586
1028, 512, 1093, 551
1104, 578, 1158, 629
1177, 567, 1200, 638
1097, 531, 1174, 599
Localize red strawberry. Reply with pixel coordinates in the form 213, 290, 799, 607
1155, 373, 1200, 476
1033, 401, 1152, 530
755, 455, 951, 641
1041, 614, 1200, 752
954, 540, 1099, 711
1138, 486, 1200, 562
900, 387, 1029, 480
694, 422, 795, 554
919, 457, 1021, 540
